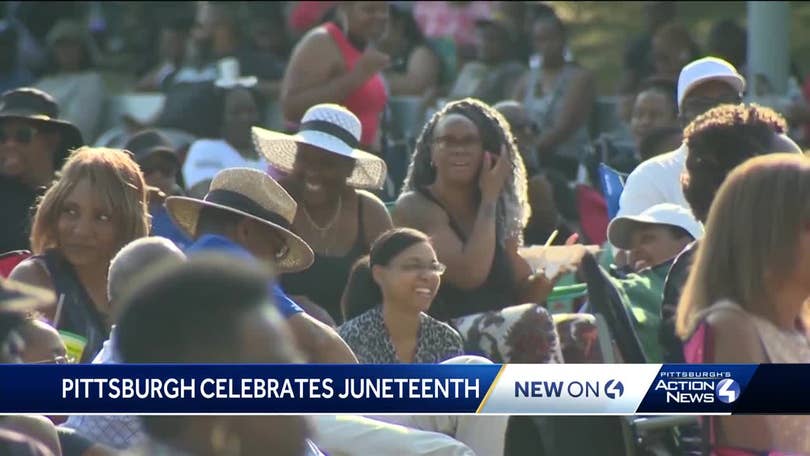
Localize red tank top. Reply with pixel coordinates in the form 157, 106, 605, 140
324, 22, 388, 147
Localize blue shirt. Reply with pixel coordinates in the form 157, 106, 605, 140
150, 203, 191, 250
184, 234, 304, 318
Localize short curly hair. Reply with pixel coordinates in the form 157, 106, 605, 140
682, 103, 790, 223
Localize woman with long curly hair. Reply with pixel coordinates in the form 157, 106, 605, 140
393, 98, 553, 321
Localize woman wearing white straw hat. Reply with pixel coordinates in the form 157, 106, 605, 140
253, 104, 393, 325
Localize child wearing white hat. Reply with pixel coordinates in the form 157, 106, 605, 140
608, 203, 703, 272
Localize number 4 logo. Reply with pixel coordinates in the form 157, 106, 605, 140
716, 379, 740, 404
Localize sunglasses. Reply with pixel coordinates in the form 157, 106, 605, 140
0, 125, 39, 144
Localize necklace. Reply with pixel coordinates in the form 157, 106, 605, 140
301, 195, 343, 240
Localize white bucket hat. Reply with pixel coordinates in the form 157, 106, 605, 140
608, 203, 704, 250
252, 104, 387, 190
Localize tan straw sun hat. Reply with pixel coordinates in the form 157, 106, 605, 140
252, 103, 387, 190
165, 168, 314, 273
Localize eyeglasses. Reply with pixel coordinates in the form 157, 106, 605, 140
391, 262, 447, 275
433, 135, 482, 150
29, 355, 74, 365
0, 125, 38, 144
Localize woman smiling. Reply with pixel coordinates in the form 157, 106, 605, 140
338, 228, 463, 364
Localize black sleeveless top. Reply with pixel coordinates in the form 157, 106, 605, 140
417, 187, 517, 321
36, 250, 109, 363
281, 197, 368, 325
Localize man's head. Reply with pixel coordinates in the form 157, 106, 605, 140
195, 206, 290, 263
123, 130, 181, 196
166, 168, 314, 273
107, 236, 186, 318
18, 317, 68, 364
0, 88, 84, 188
494, 100, 538, 165
683, 103, 802, 223
677, 57, 745, 127
116, 255, 310, 456
631, 77, 678, 148
608, 203, 703, 271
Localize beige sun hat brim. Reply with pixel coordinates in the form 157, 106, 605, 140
165, 197, 314, 273
252, 126, 388, 190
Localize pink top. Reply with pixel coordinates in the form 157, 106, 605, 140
685, 301, 810, 456
324, 22, 388, 147
413, 1, 493, 47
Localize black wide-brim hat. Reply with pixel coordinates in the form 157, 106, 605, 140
0, 88, 84, 164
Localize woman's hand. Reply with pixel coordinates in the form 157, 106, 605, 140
478, 147, 510, 203
353, 47, 391, 80
523, 271, 558, 304
519, 232, 580, 304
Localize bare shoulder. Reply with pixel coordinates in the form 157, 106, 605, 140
294, 26, 339, 58
9, 258, 53, 292
391, 190, 447, 230
356, 189, 388, 212
705, 304, 767, 363
356, 189, 394, 234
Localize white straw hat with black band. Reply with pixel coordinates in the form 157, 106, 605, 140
165, 168, 314, 273
252, 103, 387, 190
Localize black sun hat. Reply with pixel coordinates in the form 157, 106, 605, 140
0, 87, 84, 164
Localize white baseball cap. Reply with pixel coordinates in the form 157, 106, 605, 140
677, 57, 746, 109
608, 203, 704, 250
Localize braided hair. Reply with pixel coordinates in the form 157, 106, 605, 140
402, 98, 530, 246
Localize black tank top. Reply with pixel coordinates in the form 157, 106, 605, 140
281, 197, 368, 325
416, 187, 517, 321
37, 250, 109, 363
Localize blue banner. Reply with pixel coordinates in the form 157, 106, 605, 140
636, 364, 759, 413
0, 364, 499, 414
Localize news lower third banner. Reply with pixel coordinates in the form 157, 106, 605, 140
0, 364, 807, 415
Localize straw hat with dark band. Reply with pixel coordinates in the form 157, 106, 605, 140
165, 168, 314, 273
252, 103, 387, 190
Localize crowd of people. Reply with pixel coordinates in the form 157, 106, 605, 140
1, 1, 809, 455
